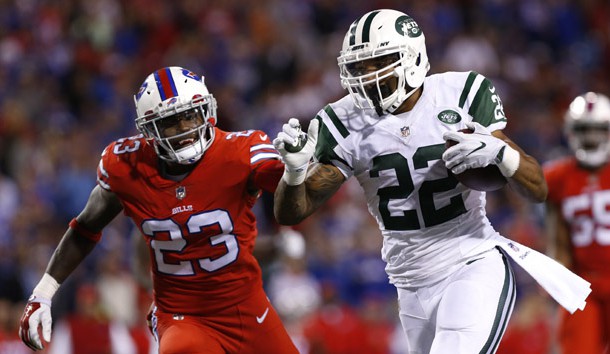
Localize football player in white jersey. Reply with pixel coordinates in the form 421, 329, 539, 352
273, 8, 556, 354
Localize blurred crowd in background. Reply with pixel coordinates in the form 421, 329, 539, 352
0, 0, 608, 353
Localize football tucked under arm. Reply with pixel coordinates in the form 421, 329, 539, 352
444, 127, 507, 192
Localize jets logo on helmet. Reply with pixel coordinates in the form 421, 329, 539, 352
396, 15, 421, 38
134, 66, 218, 165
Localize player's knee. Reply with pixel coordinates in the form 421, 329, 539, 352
159, 325, 222, 354
437, 280, 489, 329
431, 330, 483, 354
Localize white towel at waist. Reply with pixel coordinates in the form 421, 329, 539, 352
484, 235, 591, 314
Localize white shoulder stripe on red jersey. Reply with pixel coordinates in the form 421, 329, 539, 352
98, 160, 109, 178
250, 143, 275, 152
97, 177, 111, 191
250, 142, 280, 164
97, 160, 112, 191
251, 152, 280, 164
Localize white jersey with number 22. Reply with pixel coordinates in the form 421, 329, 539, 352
313, 71, 508, 288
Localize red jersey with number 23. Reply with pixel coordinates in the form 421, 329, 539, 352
96, 128, 283, 315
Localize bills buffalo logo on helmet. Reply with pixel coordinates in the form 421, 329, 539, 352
182, 69, 200, 81
136, 82, 148, 101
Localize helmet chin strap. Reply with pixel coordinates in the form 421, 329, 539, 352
380, 66, 420, 116
362, 85, 385, 117
383, 84, 419, 116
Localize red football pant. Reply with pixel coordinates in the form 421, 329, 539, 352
153, 288, 298, 354
559, 297, 610, 354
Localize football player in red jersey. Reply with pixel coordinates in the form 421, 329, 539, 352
545, 92, 610, 354
18, 66, 299, 354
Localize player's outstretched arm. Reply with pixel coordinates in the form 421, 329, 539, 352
545, 201, 573, 268
47, 185, 123, 280
273, 118, 345, 225
19, 185, 123, 351
274, 162, 345, 225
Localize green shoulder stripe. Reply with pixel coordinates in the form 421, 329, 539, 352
314, 115, 351, 168
468, 78, 507, 126
458, 71, 478, 108
324, 105, 350, 138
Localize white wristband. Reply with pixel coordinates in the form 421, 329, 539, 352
497, 145, 520, 178
32, 273, 61, 300
282, 167, 308, 186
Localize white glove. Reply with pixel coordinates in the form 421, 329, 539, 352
442, 122, 508, 175
19, 295, 53, 351
273, 118, 319, 185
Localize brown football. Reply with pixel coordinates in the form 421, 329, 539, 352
445, 128, 507, 192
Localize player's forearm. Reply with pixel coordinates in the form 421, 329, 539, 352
46, 229, 97, 283
507, 155, 548, 203
274, 181, 313, 225
131, 228, 153, 291
503, 141, 548, 203
544, 204, 571, 268
274, 163, 345, 225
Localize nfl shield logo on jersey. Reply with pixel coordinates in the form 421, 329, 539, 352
401, 126, 410, 138
176, 186, 186, 200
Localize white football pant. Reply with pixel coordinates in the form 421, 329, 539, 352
397, 248, 516, 354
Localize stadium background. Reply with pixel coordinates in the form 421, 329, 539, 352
0, 0, 608, 353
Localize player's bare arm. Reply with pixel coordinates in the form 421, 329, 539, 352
492, 130, 548, 203
20, 185, 123, 351
46, 185, 123, 282
544, 202, 573, 268
274, 162, 344, 225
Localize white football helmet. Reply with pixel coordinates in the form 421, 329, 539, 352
134, 66, 217, 164
564, 92, 610, 168
338, 9, 430, 116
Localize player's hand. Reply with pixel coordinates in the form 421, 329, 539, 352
442, 122, 507, 175
273, 118, 319, 185
19, 295, 53, 351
